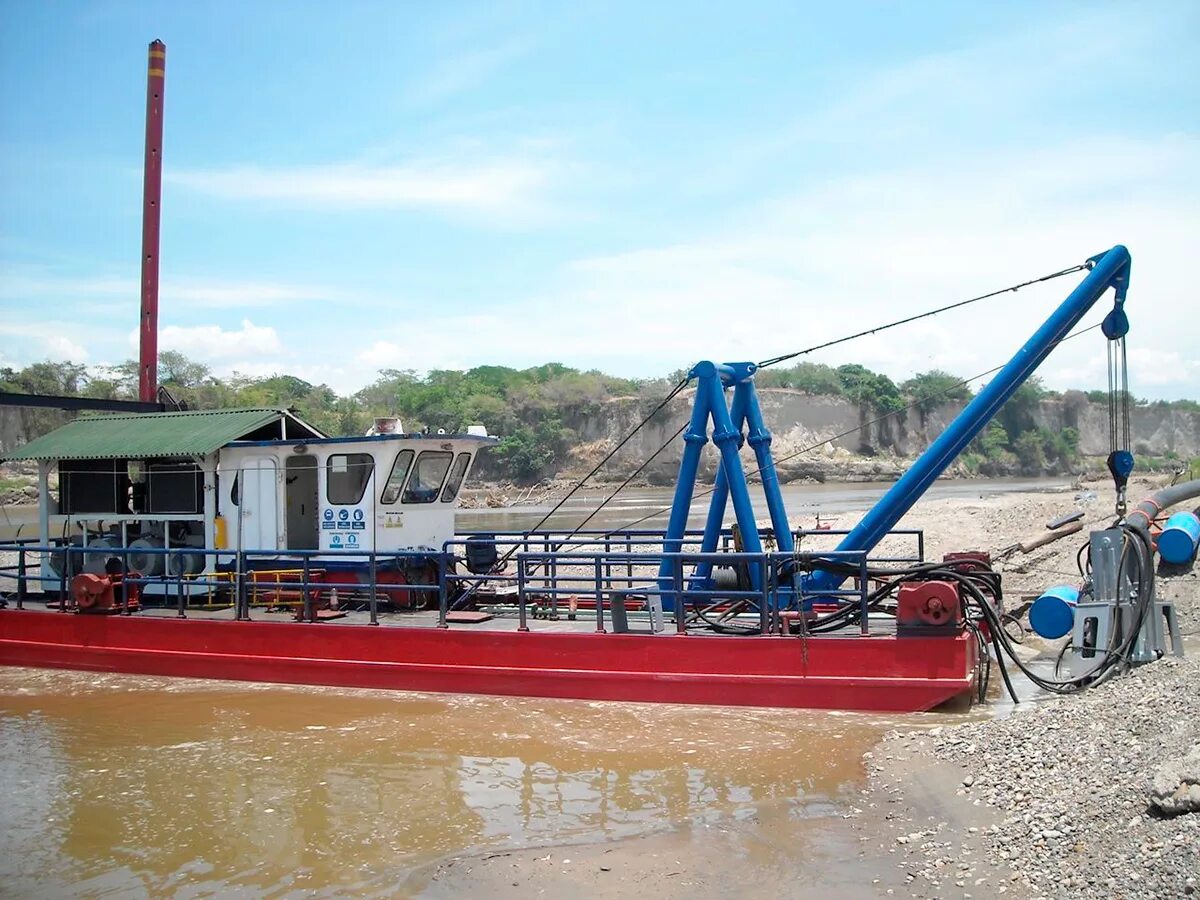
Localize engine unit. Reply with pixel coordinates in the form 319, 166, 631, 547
896, 579, 963, 636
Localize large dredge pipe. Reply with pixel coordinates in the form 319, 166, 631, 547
1125, 479, 1200, 531
806, 245, 1132, 595
138, 40, 166, 403
1125, 480, 1200, 565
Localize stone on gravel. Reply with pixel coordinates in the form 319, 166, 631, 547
1150, 746, 1200, 816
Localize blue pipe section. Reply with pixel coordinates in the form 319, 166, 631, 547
1158, 511, 1200, 564
1029, 584, 1080, 639
805, 245, 1132, 596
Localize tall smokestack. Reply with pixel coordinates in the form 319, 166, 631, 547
138, 39, 166, 403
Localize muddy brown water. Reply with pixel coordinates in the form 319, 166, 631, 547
0, 668, 924, 898
0, 480, 1061, 897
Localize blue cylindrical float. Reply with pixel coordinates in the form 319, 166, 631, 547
1029, 584, 1080, 640
1158, 511, 1200, 565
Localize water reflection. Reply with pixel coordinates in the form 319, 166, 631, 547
0, 668, 885, 898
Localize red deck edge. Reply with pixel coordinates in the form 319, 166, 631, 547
0, 610, 977, 712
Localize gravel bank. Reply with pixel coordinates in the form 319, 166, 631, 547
870, 652, 1199, 899
862, 476, 1200, 899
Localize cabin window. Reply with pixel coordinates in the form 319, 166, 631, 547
380, 449, 415, 504
402, 451, 453, 504
326, 453, 374, 505
439, 453, 472, 503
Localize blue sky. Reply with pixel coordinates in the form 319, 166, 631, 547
1, 1, 1197, 398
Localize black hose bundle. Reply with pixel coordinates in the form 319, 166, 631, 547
687, 533, 1159, 704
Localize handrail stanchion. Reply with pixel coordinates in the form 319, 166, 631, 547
859, 553, 870, 636
437, 554, 449, 629
594, 557, 606, 634
625, 534, 633, 590
548, 539, 559, 620
673, 557, 686, 634
121, 545, 131, 615
235, 550, 247, 621
368, 552, 379, 626
176, 561, 187, 618
760, 555, 770, 635
16, 550, 26, 609
59, 546, 70, 613
517, 555, 529, 632
301, 557, 313, 623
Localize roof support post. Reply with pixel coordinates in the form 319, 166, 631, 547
37, 460, 52, 589
200, 453, 217, 575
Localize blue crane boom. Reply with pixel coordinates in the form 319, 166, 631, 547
804, 244, 1132, 595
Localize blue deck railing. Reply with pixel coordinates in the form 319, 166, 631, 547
0, 526, 923, 636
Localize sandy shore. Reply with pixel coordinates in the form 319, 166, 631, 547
412, 478, 1199, 899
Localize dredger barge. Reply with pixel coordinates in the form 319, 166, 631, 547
2, 244, 1190, 712
0, 46, 1190, 711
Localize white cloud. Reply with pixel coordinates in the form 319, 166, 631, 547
355, 341, 407, 371
151, 319, 282, 361
44, 335, 89, 361
408, 39, 532, 106
0, 321, 91, 362
334, 133, 1198, 398
168, 156, 561, 224
0, 271, 325, 309
165, 280, 325, 308
1052, 348, 1200, 390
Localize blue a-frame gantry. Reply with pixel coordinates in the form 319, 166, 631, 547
656, 360, 792, 606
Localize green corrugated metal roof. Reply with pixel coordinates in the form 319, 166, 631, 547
4, 408, 300, 461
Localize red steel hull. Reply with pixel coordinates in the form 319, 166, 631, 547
0, 610, 976, 712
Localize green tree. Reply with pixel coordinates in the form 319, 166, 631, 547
902, 370, 973, 414
494, 425, 556, 482
1013, 430, 1048, 471
757, 362, 844, 395
836, 364, 904, 412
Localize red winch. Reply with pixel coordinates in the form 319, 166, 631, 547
70, 571, 142, 614
896, 579, 962, 635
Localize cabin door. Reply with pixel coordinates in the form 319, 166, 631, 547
285, 455, 319, 550
239, 456, 279, 552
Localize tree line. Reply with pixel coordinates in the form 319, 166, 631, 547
3, 354, 1196, 483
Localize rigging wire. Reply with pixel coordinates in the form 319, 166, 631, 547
603, 323, 1102, 536
519, 257, 1094, 540
755, 261, 1093, 369
451, 374, 692, 605
515, 375, 690, 537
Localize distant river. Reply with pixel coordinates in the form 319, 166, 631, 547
0, 477, 1069, 542
456, 476, 1071, 533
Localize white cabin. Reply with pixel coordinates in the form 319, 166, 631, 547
4, 408, 496, 587
218, 433, 496, 555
